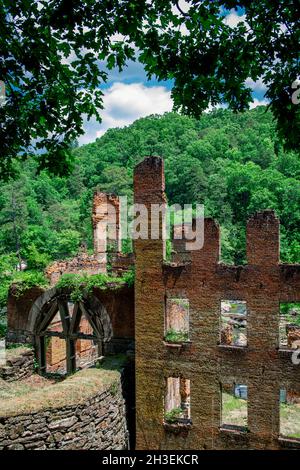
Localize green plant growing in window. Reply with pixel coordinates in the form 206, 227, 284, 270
165, 329, 189, 343
165, 407, 184, 424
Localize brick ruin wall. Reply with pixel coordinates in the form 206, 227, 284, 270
0, 377, 128, 450
6, 284, 134, 367
45, 191, 133, 285
45, 255, 102, 286
134, 156, 300, 450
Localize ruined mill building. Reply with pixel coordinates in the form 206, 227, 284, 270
4, 156, 300, 450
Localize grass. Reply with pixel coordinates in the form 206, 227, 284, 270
0, 375, 57, 401
0, 355, 126, 417
5, 345, 32, 360
222, 393, 247, 427
280, 402, 300, 439
56, 270, 134, 302
223, 392, 300, 438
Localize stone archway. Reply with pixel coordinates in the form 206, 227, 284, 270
28, 288, 113, 375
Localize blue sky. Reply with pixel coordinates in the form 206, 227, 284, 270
79, 7, 268, 145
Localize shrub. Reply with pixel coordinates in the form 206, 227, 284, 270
165, 329, 189, 343
56, 270, 134, 302
12, 271, 48, 298
165, 407, 184, 424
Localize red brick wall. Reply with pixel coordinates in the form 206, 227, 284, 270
134, 156, 300, 450
46, 317, 96, 371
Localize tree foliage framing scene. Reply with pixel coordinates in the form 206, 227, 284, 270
0, 0, 299, 454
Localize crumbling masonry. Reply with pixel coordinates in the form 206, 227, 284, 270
46, 191, 133, 285
134, 156, 300, 450
4, 156, 300, 450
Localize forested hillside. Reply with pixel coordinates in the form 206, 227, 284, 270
0, 107, 299, 310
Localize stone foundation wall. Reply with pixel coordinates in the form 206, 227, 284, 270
0, 378, 128, 450
0, 349, 34, 382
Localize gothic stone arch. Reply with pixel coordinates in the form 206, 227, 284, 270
28, 287, 113, 375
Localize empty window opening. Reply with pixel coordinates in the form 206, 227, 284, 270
220, 300, 247, 347
47, 310, 64, 333
221, 382, 248, 430
44, 305, 67, 375
279, 303, 300, 349
45, 336, 67, 375
165, 298, 189, 343
75, 311, 99, 369
164, 377, 191, 424
280, 388, 300, 440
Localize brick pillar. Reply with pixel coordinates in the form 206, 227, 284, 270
246, 210, 280, 446
189, 218, 221, 446
246, 210, 279, 266
92, 192, 121, 272
134, 156, 167, 449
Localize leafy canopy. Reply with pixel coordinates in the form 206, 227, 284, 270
0, 0, 299, 179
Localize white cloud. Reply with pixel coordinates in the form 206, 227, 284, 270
245, 77, 268, 94
171, 0, 191, 16
280, 23, 288, 33
249, 98, 268, 109
223, 9, 247, 28
79, 82, 173, 144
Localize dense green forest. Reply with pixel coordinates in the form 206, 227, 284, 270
0, 107, 299, 314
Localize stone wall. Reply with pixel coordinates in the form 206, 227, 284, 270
0, 348, 34, 382
134, 156, 300, 450
0, 371, 128, 450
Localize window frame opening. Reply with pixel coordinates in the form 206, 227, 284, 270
220, 382, 248, 433
279, 387, 300, 442
164, 298, 190, 345
164, 376, 191, 427
220, 300, 247, 348
279, 302, 300, 351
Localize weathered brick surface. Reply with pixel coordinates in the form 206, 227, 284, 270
6, 285, 44, 344
92, 191, 121, 263
134, 156, 300, 450
45, 191, 127, 284
45, 255, 103, 286
7, 285, 134, 352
